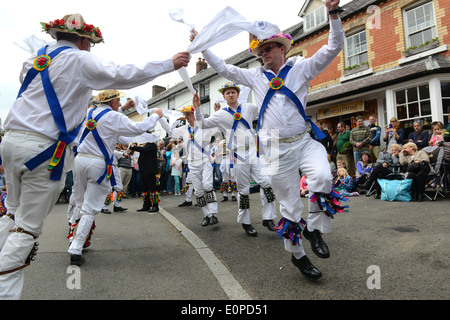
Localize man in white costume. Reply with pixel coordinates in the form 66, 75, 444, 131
159, 100, 219, 226
192, 0, 346, 279
68, 90, 164, 265
0, 13, 189, 299
195, 82, 277, 237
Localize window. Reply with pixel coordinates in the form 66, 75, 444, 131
168, 97, 175, 110
345, 30, 368, 67
395, 84, 432, 135
304, 6, 327, 31
404, 1, 437, 48
442, 82, 450, 126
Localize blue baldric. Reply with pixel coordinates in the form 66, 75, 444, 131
256, 65, 326, 155
76, 107, 116, 186
17, 45, 83, 181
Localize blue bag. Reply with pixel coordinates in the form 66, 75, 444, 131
378, 178, 412, 202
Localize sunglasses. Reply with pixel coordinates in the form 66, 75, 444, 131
257, 44, 281, 57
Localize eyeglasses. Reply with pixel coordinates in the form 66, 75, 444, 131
257, 44, 281, 57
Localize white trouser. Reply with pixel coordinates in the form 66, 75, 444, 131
112, 165, 122, 207
185, 172, 193, 202
0, 130, 72, 299
189, 162, 218, 217
233, 152, 276, 225
67, 155, 111, 255
220, 158, 235, 182
263, 133, 332, 254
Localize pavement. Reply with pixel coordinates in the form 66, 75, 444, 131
17, 187, 449, 303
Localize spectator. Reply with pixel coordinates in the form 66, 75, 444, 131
165, 143, 174, 195
361, 144, 402, 199
335, 168, 359, 197
368, 116, 381, 161
408, 121, 429, 150
157, 140, 167, 193
336, 122, 355, 177
428, 121, 445, 147
300, 173, 308, 197
383, 117, 405, 151
314, 121, 333, 153
350, 116, 371, 169
355, 151, 373, 191
400, 142, 432, 202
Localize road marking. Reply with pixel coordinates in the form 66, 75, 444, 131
157, 207, 252, 300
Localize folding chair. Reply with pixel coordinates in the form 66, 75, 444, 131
424, 146, 449, 200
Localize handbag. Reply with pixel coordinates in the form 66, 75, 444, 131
378, 178, 412, 202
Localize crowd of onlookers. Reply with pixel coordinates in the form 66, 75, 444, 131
300, 116, 450, 202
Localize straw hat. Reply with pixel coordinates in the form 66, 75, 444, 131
93, 90, 125, 103
218, 82, 240, 94
41, 13, 104, 44
249, 32, 293, 56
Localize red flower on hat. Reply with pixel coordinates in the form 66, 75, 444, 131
83, 23, 94, 33
95, 28, 102, 38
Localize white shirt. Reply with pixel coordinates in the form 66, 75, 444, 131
195, 103, 258, 151
76, 104, 160, 160
202, 19, 344, 142
5, 40, 174, 141
159, 118, 216, 165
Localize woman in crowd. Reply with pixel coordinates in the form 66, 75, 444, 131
399, 142, 432, 202
355, 151, 373, 191
383, 117, 404, 151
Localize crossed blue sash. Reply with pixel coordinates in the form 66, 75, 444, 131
187, 126, 214, 167
18, 46, 83, 181
76, 107, 116, 186
256, 65, 326, 154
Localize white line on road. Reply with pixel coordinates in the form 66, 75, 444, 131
157, 206, 252, 300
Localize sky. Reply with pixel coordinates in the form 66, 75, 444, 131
0, 0, 352, 128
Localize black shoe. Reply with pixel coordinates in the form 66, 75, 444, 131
101, 209, 111, 214
221, 196, 228, 202
262, 219, 277, 231
374, 191, 380, 199
231, 196, 237, 201
178, 201, 192, 207
148, 206, 159, 213
137, 207, 150, 212
70, 254, 85, 266
201, 217, 211, 227
210, 216, 219, 225
291, 255, 322, 280
303, 228, 330, 259
417, 193, 423, 202
113, 206, 127, 212
242, 224, 258, 237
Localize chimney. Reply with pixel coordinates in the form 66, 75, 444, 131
152, 85, 166, 97
196, 58, 208, 74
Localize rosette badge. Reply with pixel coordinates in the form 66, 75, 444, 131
269, 78, 284, 90
33, 55, 51, 71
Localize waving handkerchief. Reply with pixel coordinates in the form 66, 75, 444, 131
134, 96, 156, 115
129, 132, 161, 144
187, 6, 281, 54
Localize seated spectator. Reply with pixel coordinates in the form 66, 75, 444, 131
355, 151, 373, 191
335, 168, 359, 197
400, 142, 432, 202
360, 144, 402, 199
408, 121, 429, 150
427, 121, 445, 148
328, 154, 336, 178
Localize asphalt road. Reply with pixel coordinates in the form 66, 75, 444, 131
19, 188, 449, 303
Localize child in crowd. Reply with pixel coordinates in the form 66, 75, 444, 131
170, 150, 183, 196
300, 173, 309, 197
336, 167, 359, 197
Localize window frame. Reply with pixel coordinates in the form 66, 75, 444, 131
403, 0, 437, 49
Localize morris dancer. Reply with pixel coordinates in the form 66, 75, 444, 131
0, 13, 189, 299
68, 90, 164, 265
159, 99, 219, 227
195, 82, 277, 237
192, 0, 346, 279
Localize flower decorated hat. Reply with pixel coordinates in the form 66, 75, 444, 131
181, 105, 195, 113
218, 82, 240, 94
93, 89, 125, 103
41, 13, 104, 44
249, 32, 293, 56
